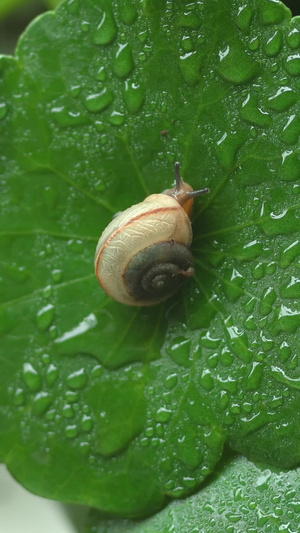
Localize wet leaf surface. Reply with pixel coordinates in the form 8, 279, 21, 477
0, 0, 299, 520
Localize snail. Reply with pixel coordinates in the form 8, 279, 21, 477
94, 162, 209, 306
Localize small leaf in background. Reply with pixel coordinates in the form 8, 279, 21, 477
86, 454, 300, 532
0, 0, 299, 522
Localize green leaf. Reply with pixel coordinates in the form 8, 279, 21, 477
0, 0, 300, 519
86, 453, 300, 532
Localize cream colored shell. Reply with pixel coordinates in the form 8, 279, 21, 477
94, 193, 193, 305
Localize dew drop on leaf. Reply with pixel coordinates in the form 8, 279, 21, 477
280, 240, 300, 267
84, 89, 114, 113
280, 276, 300, 298
199, 369, 214, 391
32, 391, 53, 416
81, 414, 94, 432
108, 110, 125, 126
22, 363, 42, 392
216, 43, 258, 84
167, 336, 192, 368
36, 304, 55, 332
280, 114, 300, 144
164, 373, 178, 390
244, 362, 264, 391
92, 11, 117, 45
287, 27, 300, 49
259, 0, 286, 26
65, 424, 78, 438
235, 5, 254, 33
0, 102, 8, 119
66, 368, 88, 390
266, 86, 297, 111
61, 404, 74, 418
118, 1, 138, 25
155, 407, 172, 423
284, 54, 300, 76
113, 43, 134, 79
13, 388, 26, 406
123, 80, 145, 113
264, 30, 282, 57
46, 364, 59, 386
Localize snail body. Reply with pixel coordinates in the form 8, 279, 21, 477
94, 163, 209, 306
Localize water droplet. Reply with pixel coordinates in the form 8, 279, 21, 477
0, 102, 8, 119
285, 54, 300, 76
260, 333, 274, 351
95, 67, 107, 83
84, 88, 114, 113
236, 5, 254, 33
108, 110, 125, 126
50, 106, 89, 127
259, 206, 299, 237
46, 364, 59, 386
248, 36, 260, 51
65, 390, 79, 403
118, 1, 138, 25
66, 368, 88, 390
138, 30, 148, 43
123, 81, 145, 113
167, 336, 192, 367
65, 424, 78, 439
264, 30, 282, 57
22, 363, 42, 391
244, 315, 257, 330
179, 50, 203, 86
36, 304, 55, 332
280, 240, 300, 267
241, 93, 272, 127
280, 276, 300, 298
217, 375, 238, 394
244, 362, 263, 390
225, 321, 252, 363
113, 43, 134, 78
215, 130, 246, 169
280, 114, 300, 145
92, 11, 117, 45
223, 268, 244, 302
220, 348, 234, 367
287, 27, 300, 49
61, 404, 74, 418
259, 1, 286, 25
32, 392, 53, 416
200, 332, 221, 349
259, 287, 276, 316
199, 369, 214, 391
266, 86, 297, 111
274, 305, 300, 333
81, 21, 90, 32
279, 341, 291, 363
69, 85, 81, 97
14, 388, 26, 406
165, 373, 178, 390
181, 35, 194, 53
155, 407, 172, 423
271, 366, 300, 390
52, 269, 62, 282
217, 43, 258, 84
81, 414, 94, 432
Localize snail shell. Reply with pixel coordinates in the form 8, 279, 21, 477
94, 163, 209, 306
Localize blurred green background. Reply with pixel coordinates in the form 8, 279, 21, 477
0, 0, 299, 56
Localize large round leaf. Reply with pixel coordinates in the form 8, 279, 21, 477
0, 0, 299, 518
